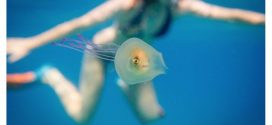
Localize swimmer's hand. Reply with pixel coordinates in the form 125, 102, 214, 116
7, 38, 34, 63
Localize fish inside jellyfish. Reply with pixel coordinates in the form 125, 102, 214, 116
53, 36, 167, 85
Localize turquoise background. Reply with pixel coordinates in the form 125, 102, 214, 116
7, 0, 265, 125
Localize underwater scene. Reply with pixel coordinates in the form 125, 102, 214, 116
7, 0, 265, 125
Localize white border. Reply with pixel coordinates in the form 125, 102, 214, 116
266, 0, 271, 125
0, 0, 7, 124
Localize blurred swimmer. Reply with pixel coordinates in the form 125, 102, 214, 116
7, 0, 265, 124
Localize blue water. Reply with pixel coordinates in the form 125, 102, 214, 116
7, 0, 265, 125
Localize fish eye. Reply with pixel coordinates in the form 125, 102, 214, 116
132, 56, 139, 65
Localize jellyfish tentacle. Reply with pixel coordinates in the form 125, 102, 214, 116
88, 49, 117, 53
86, 49, 115, 60
55, 43, 86, 54
77, 34, 89, 43
85, 45, 117, 53
76, 34, 120, 51
57, 43, 115, 61
84, 51, 115, 61
54, 36, 118, 62
77, 34, 120, 49
59, 43, 116, 61
89, 42, 119, 51
63, 38, 88, 47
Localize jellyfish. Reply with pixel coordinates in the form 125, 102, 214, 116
114, 38, 167, 84
53, 36, 167, 84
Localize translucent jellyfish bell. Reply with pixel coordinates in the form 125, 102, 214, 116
114, 38, 167, 84
53, 36, 167, 85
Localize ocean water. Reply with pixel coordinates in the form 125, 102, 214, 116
7, 0, 265, 125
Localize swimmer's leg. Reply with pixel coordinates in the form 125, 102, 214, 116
41, 54, 106, 124
41, 67, 84, 123
117, 79, 164, 123
41, 26, 116, 124
78, 53, 106, 123
75, 25, 117, 123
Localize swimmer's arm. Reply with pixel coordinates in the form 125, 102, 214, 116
7, 0, 132, 62
28, 0, 129, 48
177, 0, 265, 25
